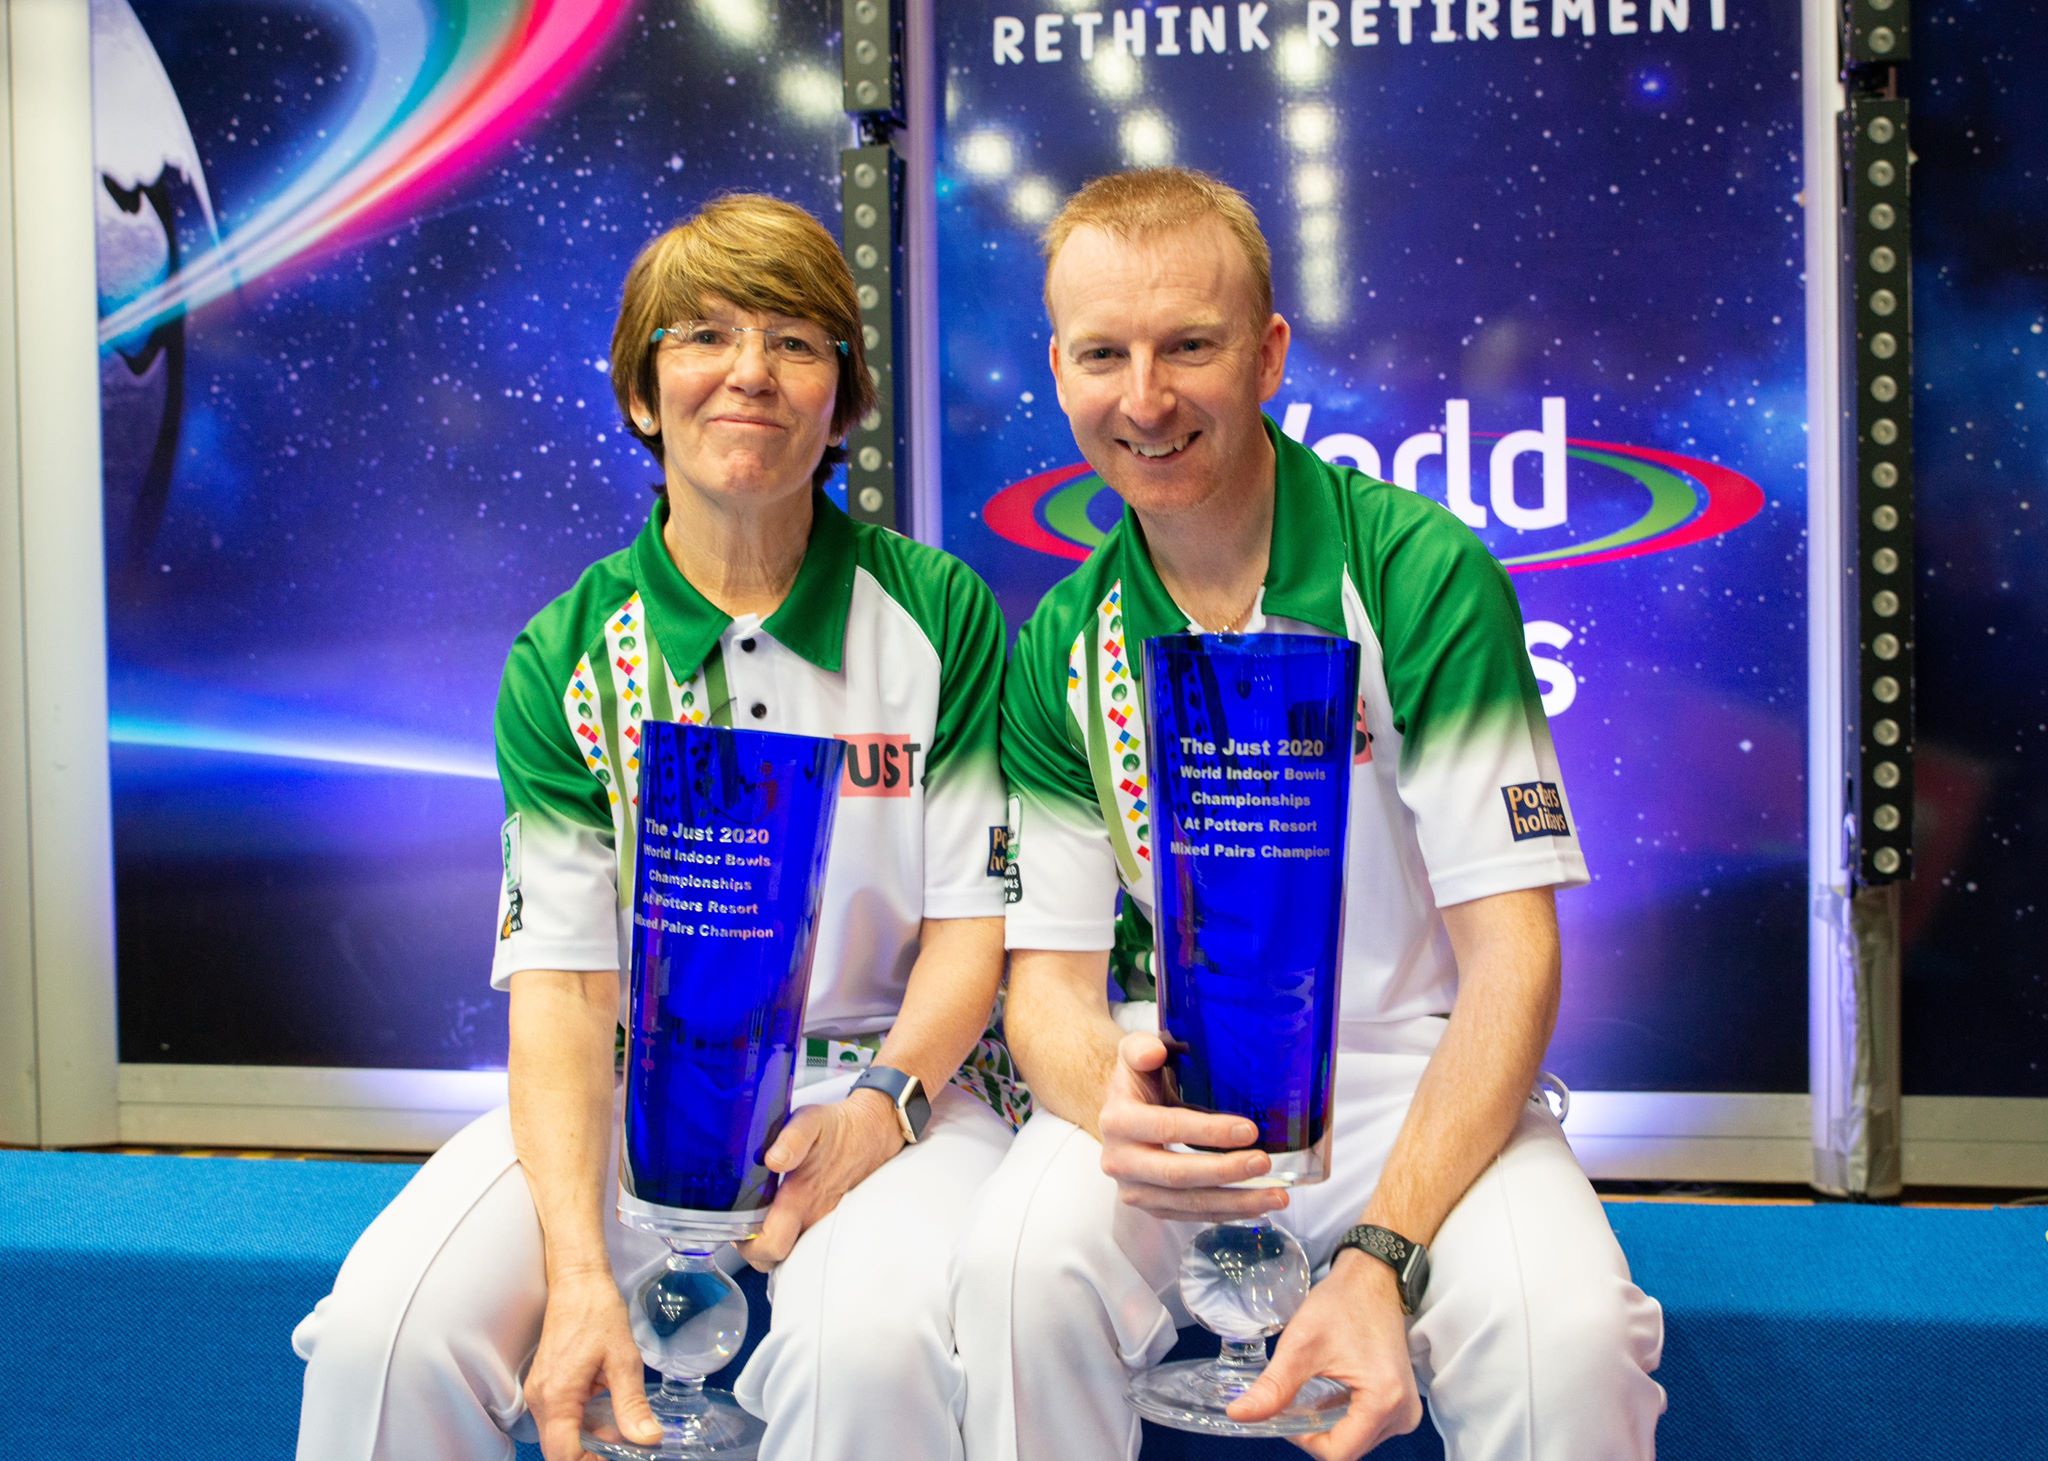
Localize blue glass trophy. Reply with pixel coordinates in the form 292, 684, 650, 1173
581, 721, 845, 1459
1125, 633, 1360, 1438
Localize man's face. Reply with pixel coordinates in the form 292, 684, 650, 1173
1045, 220, 1289, 523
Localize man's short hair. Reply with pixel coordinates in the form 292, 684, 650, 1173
609, 194, 877, 490
1040, 167, 1274, 326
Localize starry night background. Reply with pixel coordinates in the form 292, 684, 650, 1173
1900, 1, 2047, 1098
936, 0, 1813, 1091
101, 0, 852, 1068
90, 0, 2046, 1098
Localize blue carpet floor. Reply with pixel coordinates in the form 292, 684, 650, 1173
1, 1151, 2042, 1458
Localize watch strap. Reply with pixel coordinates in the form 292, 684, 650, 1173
851, 1064, 930, 1143
1337, 1223, 1430, 1315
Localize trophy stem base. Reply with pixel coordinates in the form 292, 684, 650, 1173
1126, 1339, 1348, 1437
580, 1380, 764, 1458
1166, 1138, 1331, 1189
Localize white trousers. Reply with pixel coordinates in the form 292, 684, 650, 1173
949, 1014, 1666, 1461
294, 1073, 1012, 1461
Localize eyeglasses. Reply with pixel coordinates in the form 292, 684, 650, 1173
651, 320, 848, 369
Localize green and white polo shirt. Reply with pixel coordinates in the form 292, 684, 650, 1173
1003, 417, 1587, 1027
491, 491, 1008, 1038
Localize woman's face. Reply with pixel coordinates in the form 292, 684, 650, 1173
633, 294, 841, 513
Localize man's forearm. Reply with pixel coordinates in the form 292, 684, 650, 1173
1358, 888, 1561, 1248
508, 969, 624, 1282
872, 915, 1005, 1096
1004, 947, 1126, 1138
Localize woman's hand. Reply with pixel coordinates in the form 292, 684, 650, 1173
525, 1268, 663, 1461
736, 1092, 906, 1270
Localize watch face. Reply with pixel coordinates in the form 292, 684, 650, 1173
903, 1083, 932, 1138
1401, 1245, 1431, 1311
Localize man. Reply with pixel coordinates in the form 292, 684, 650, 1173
951, 168, 1665, 1461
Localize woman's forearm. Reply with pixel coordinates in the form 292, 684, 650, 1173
872, 915, 1005, 1094
508, 968, 623, 1283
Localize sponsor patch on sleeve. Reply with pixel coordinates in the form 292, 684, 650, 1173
501, 813, 523, 892
1002, 795, 1022, 904
987, 824, 1010, 879
1501, 781, 1571, 841
499, 889, 524, 940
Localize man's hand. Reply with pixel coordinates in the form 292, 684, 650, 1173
736, 1092, 905, 1271
526, 1268, 662, 1461
1226, 1253, 1421, 1460
1097, 1031, 1289, 1223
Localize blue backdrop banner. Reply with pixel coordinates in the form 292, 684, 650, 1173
93, 0, 851, 1070
936, 0, 1810, 1093
1897, 1, 2048, 1097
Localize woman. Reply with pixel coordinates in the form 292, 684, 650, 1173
293, 195, 1018, 1461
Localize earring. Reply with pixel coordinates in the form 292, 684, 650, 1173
638, 417, 654, 431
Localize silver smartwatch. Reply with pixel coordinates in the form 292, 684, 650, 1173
850, 1064, 930, 1144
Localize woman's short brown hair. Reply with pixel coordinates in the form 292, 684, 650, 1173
609, 194, 877, 491
1040, 167, 1273, 328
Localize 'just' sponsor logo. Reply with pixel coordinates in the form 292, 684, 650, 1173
1502, 781, 1571, 841
839, 734, 924, 797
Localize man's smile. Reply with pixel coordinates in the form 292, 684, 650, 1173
1123, 432, 1197, 461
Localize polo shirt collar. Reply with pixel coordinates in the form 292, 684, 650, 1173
1112, 414, 1349, 649
630, 489, 856, 681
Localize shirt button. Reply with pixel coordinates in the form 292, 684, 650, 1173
749, 702, 767, 719
739, 637, 756, 653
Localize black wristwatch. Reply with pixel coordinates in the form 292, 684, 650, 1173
850, 1064, 930, 1144
1336, 1224, 1431, 1315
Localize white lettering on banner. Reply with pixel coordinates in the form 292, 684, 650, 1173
1270, 404, 1588, 717
1281, 397, 1569, 532
1525, 621, 1579, 717
1555, 0, 1596, 35
993, 15, 1023, 63
1157, 4, 1183, 54
1492, 396, 1568, 529
1037, 12, 1063, 59
991, 0, 1727, 61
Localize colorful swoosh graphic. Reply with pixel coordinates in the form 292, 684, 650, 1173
980, 438, 1766, 574
99, 0, 633, 346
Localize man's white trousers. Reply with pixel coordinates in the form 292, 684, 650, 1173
949, 1013, 1666, 1461
293, 1074, 1011, 1461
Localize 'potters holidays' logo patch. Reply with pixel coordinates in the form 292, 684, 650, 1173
1502, 781, 1571, 841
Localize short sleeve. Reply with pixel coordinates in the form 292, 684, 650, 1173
919, 563, 1010, 921
1373, 509, 1589, 907
1001, 606, 1120, 952
489, 625, 624, 987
